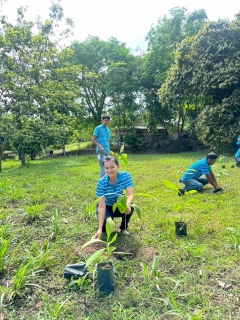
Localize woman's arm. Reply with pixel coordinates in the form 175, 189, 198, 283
93, 197, 106, 239
125, 187, 134, 215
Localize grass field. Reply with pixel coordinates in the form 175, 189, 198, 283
1, 152, 240, 319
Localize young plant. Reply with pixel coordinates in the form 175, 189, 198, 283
112, 191, 152, 219
0, 237, 12, 274
81, 217, 117, 267
113, 194, 141, 219
35, 294, 72, 320
82, 201, 95, 221
163, 179, 198, 222
51, 208, 61, 236
3, 257, 43, 301
110, 144, 128, 165
140, 253, 163, 279
0, 223, 13, 273
23, 204, 46, 221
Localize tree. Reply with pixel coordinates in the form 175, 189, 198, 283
138, 7, 208, 136
191, 19, 240, 151
0, 2, 80, 166
159, 37, 205, 138
68, 36, 139, 129
162, 17, 240, 151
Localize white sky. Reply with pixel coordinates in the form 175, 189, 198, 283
1, 0, 240, 51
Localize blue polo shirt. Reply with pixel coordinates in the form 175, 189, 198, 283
237, 136, 240, 145
235, 149, 240, 157
93, 124, 111, 154
182, 158, 212, 183
96, 171, 134, 206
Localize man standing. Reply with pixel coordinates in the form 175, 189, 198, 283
92, 114, 111, 178
235, 148, 240, 167
179, 152, 223, 195
236, 135, 240, 150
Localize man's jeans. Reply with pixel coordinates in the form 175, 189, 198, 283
97, 152, 109, 179
235, 157, 240, 167
183, 178, 209, 191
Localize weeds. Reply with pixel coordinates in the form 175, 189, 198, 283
24, 204, 46, 221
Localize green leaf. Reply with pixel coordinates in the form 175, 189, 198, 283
85, 248, 106, 267
107, 246, 116, 255
108, 233, 118, 245
106, 217, 115, 240
132, 204, 141, 219
81, 238, 104, 249
163, 179, 180, 192
112, 203, 118, 213
120, 144, 125, 154
113, 194, 128, 213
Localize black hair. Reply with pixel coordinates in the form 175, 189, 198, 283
101, 114, 111, 120
207, 152, 218, 160
103, 156, 119, 166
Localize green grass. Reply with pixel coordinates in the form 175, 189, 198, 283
1, 152, 240, 319
54, 141, 93, 154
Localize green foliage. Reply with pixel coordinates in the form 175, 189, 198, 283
163, 179, 198, 221
123, 133, 143, 151
161, 17, 240, 151
110, 144, 128, 165
23, 204, 46, 220
81, 217, 119, 267
139, 7, 208, 132
140, 253, 162, 279
35, 295, 72, 320
112, 191, 152, 220
51, 208, 61, 237
68, 37, 138, 127
0, 233, 13, 273
0, 4, 80, 165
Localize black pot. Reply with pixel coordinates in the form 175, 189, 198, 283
64, 263, 88, 279
175, 221, 187, 237
97, 262, 115, 295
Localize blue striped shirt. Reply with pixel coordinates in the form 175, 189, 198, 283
96, 171, 134, 206
182, 158, 212, 182
237, 136, 240, 145
235, 149, 240, 157
93, 124, 111, 154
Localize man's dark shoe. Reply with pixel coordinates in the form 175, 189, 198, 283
178, 188, 185, 196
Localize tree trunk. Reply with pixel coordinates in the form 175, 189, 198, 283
62, 141, 66, 156
20, 145, 26, 165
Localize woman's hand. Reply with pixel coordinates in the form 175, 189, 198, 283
125, 206, 131, 215
92, 229, 102, 239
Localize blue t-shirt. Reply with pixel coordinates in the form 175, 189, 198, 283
96, 171, 134, 206
237, 136, 240, 145
235, 149, 240, 157
182, 158, 212, 182
93, 124, 111, 154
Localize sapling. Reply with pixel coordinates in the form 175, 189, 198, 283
110, 144, 128, 165
81, 217, 123, 268
163, 179, 198, 221
82, 191, 150, 266
163, 179, 199, 236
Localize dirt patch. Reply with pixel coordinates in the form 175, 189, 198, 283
74, 242, 106, 258
136, 247, 158, 262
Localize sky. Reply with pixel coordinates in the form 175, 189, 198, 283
1, 0, 240, 51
